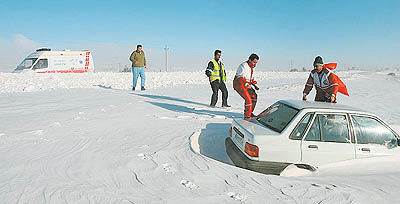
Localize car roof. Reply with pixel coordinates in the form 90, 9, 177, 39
279, 100, 372, 114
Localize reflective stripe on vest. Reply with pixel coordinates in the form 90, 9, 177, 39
311, 68, 332, 89
210, 58, 226, 82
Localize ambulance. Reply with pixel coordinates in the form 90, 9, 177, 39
13, 48, 94, 73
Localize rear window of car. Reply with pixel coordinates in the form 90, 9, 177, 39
256, 102, 299, 133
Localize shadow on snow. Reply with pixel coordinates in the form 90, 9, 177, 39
146, 101, 242, 118
197, 123, 234, 165
139, 93, 239, 165
135, 93, 209, 107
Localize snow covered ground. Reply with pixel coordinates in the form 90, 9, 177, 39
0, 70, 399, 203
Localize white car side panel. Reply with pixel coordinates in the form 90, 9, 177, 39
256, 137, 302, 163
301, 141, 355, 166
355, 143, 400, 158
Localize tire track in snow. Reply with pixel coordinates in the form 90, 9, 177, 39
178, 142, 210, 173
13, 136, 95, 203
47, 136, 92, 181
131, 170, 144, 185
185, 132, 211, 172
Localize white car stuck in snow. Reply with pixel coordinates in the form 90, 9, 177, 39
226, 100, 400, 175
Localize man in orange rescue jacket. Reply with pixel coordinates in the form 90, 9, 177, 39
303, 56, 339, 103
233, 54, 259, 118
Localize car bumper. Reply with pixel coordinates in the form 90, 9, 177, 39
225, 137, 291, 175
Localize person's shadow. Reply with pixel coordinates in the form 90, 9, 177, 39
146, 101, 242, 118
135, 93, 209, 107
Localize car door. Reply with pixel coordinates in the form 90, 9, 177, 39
301, 113, 356, 166
350, 114, 400, 158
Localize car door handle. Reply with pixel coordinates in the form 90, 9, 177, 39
308, 145, 318, 149
361, 148, 370, 152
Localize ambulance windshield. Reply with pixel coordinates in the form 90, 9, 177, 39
16, 58, 38, 70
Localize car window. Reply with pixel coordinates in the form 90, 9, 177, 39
290, 113, 314, 140
319, 114, 350, 143
352, 115, 397, 148
257, 102, 299, 133
305, 116, 321, 141
16, 58, 38, 70
33, 59, 48, 69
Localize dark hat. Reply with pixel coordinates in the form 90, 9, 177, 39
313, 56, 323, 66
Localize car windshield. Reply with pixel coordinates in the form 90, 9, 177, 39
256, 102, 299, 133
16, 58, 38, 70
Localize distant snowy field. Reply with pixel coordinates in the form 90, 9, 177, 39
0, 71, 315, 93
0, 70, 400, 203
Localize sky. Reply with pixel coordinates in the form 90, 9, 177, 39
0, 0, 399, 72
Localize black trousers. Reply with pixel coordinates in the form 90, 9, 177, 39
315, 90, 336, 103
210, 80, 228, 106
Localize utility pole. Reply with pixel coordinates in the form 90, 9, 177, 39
164, 45, 169, 72
290, 59, 293, 70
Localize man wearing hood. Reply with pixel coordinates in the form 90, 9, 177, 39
303, 56, 339, 103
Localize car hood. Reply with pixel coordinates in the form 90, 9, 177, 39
234, 118, 280, 136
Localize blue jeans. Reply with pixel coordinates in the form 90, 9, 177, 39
132, 67, 146, 88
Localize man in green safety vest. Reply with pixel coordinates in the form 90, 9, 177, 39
205, 50, 230, 107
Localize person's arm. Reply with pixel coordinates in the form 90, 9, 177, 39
303, 73, 314, 100
205, 61, 214, 81
144, 52, 146, 68
129, 51, 135, 62
235, 63, 250, 88
131, 52, 139, 66
328, 73, 339, 102
235, 63, 244, 78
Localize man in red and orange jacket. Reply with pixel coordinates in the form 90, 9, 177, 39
303, 56, 349, 103
233, 54, 259, 118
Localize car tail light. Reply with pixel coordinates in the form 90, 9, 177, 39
229, 127, 232, 136
245, 142, 259, 157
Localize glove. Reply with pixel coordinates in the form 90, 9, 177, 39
239, 77, 250, 88
302, 93, 307, 101
250, 79, 257, 85
330, 95, 336, 103
205, 70, 211, 77
253, 84, 259, 90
